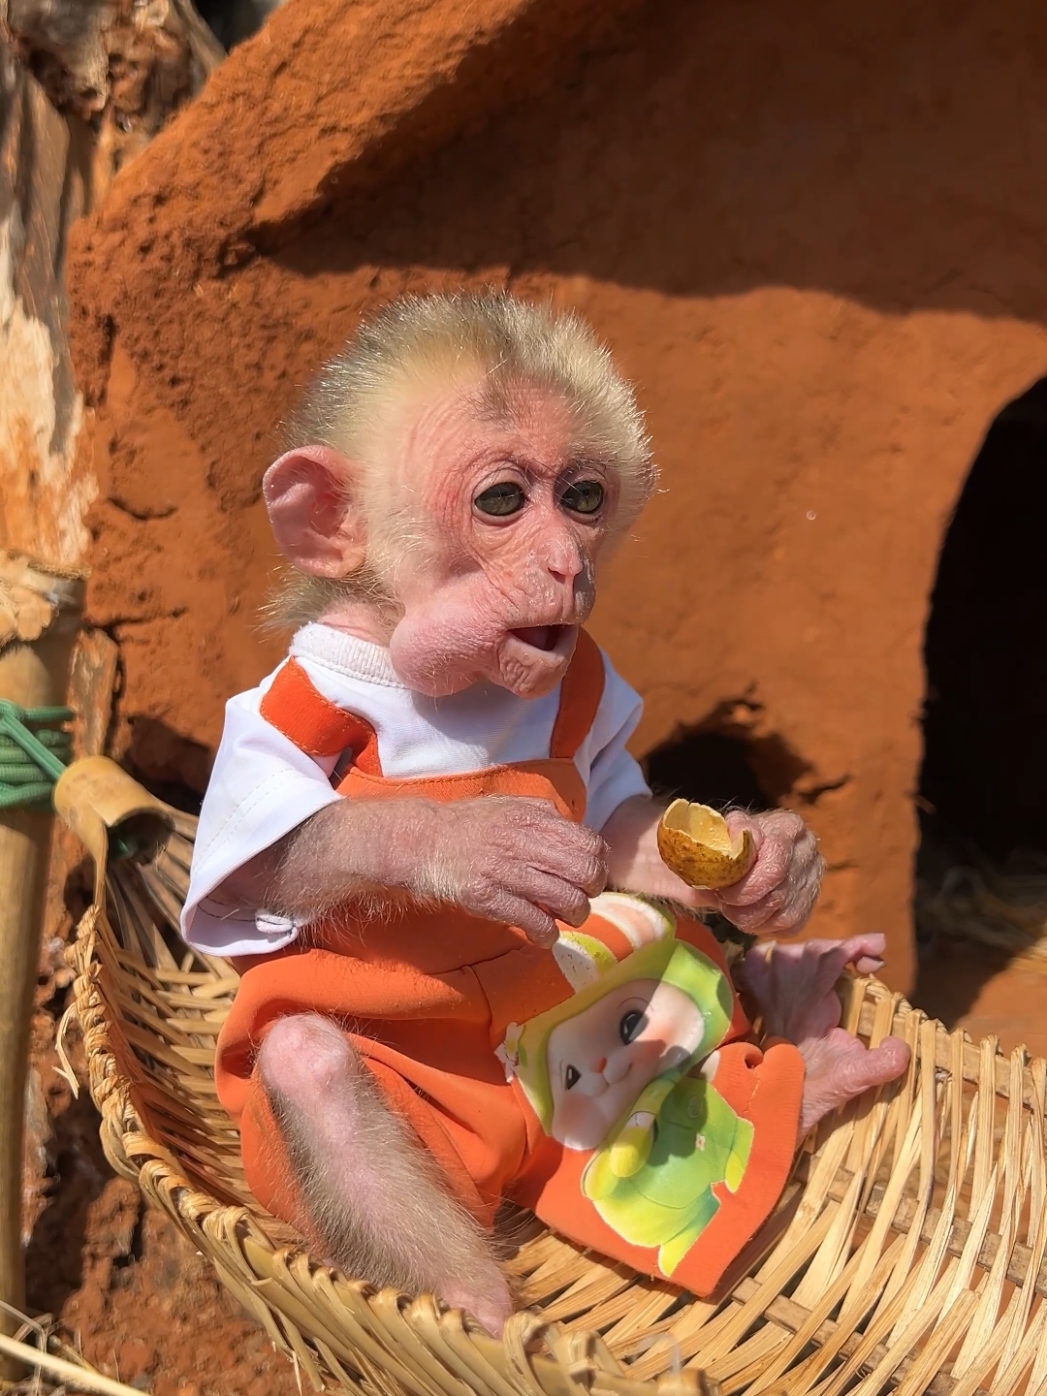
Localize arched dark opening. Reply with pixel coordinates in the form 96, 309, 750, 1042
194, 0, 284, 49
644, 699, 812, 813
919, 377, 1047, 867
914, 378, 1047, 1024
644, 731, 769, 811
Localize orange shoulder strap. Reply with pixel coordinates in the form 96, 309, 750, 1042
549, 629, 606, 760
260, 637, 604, 772
258, 659, 382, 775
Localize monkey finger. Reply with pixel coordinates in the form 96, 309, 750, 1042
715, 838, 792, 909
516, 868, 592, 928
467, 881, 560, 945
528, 833, 609, 898
718, 885, 789, 933
500, 894, 562, 947
723, 809, 766, 852
853, 955, 885, 975
832, 932, 887, 967
752, 869, 823, 935
748, 809, 808, 842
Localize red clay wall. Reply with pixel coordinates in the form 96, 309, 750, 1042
66, 0, 1047, 993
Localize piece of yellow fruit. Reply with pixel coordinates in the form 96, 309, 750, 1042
656, 799, 756, 890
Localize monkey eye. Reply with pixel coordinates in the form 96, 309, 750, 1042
564, 1064, 581, 1090
560, 479, 605, 515
474, 481, 526, 516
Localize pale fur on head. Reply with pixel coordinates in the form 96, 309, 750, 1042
265, 289, 655, 629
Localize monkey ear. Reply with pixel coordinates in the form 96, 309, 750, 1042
262, 446, 367, 577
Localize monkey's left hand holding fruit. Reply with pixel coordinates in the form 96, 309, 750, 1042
180, 293, 909, 1339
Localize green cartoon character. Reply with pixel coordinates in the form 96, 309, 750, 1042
498, 893, 753, 1277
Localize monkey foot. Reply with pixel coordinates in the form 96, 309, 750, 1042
739, 935, 910, 1138
440, 1275, 514, 1337
795, 1026, 910, 1136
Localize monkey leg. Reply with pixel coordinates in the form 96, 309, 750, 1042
258, 1013, 513, 1336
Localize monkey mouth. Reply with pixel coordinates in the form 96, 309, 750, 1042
501, 625, 578, 693
510, 625, 567, 653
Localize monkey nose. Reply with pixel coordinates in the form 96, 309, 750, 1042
548, 561, 580, 584
544, 536, 585, 585
593, 1057, 608, 1073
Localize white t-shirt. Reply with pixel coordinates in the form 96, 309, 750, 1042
181, 624, 650, 957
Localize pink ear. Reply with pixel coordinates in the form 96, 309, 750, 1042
262, 446, 366, 577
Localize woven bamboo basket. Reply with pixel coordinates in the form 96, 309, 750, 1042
59, 757, 1047, 1396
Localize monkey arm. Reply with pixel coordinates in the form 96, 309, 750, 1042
601, 795, 719, 909
218, 793, 609, 947
221, 797, 445, 920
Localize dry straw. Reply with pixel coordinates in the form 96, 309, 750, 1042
61, 758, 1047, 1396
0, 1302, 150, 1396
916, 854, 1047, 973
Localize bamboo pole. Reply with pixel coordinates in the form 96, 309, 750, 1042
0, 553, 85, 1380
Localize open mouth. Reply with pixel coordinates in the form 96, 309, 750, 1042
510, 625, 566, 653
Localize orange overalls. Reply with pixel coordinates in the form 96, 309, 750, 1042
215, 631, 805, 1295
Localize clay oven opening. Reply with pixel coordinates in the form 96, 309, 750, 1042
915, 377, 1047, 971
645, 731, 768, 812
644, 701, 812, 813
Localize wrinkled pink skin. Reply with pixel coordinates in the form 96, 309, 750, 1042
265, 382, 611, 700
740, 935, 911, 1139
386, 384, 607, 698
241, 376, 909, 1337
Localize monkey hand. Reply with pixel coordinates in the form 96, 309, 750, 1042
705, 809, 824, 935
413, 795, 609, 947
739, 935, 911, 1138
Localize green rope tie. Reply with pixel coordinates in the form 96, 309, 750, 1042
0, 700, 74, 811
0, 700, 148, 859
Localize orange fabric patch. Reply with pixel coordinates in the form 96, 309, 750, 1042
259, 659, 382, 772
549, 628, 606, 760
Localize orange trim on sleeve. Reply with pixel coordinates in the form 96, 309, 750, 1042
259, 659, 382, 774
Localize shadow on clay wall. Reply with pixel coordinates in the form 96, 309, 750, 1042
645, 707, 813, 813
911, 377, 1047, 1023
257, 0, 1047, 327
645, 733, 768, 814
124, 717, 209, 814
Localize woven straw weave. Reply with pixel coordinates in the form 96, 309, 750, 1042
60, 758, 1047, 1396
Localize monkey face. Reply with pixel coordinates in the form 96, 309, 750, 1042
263, 374, 628, 699
384, 379, 621, 698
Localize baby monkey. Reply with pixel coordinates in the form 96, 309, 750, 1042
183, 293, 909, 1334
